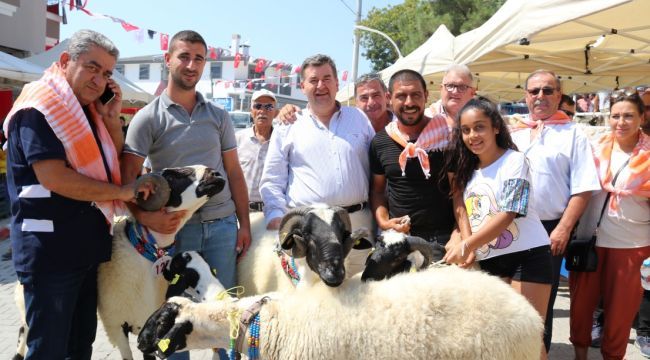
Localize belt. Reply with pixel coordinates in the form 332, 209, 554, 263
249, 202, 264, 212
342, 202, 368, 214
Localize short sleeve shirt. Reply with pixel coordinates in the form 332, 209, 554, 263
124, 91, 237, 221
236, 126, 271, 203
6, 108, 111, 273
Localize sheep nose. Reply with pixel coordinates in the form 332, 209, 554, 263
320, 266, 345, 287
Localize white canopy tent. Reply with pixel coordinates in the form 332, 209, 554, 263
27, 40, 154, 103
0, 51, 44, 83
338, 0, 650, 102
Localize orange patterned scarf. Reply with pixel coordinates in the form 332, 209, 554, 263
385, 114, 449, 179
511, 110, 572, 135
3, 62, 124, 232
593, 131, 650, 216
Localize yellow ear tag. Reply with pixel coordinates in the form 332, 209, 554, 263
170, 274, 180, 285
212, 268, 217, 276
410, 266, 417, 273
354, 238, 361, 246
158, 338, 170, 352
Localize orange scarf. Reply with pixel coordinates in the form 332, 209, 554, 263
3, 62, 124, 232
593, 131, 650, 216
511, 110, 572, 135
385, 114, 449, 179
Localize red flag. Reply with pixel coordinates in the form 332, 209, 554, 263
120, 20, 139, 32
208, 47, 217, 60
274, 62, 284, 71
294, 66, 301, 74
234, 53, 241, 68
160, 33, 169, 51
246, 81, 253, 90
255, 59, 265, 73
342, 70, 348, 81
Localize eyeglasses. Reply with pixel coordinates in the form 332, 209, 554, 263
443, 83, 471, 93
526, 87, 556, 96
252, 103, 275, 111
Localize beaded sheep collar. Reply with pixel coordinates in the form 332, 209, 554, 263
229, 296, 270, 360
274, 243, 301, 285
125, 220, 175, 263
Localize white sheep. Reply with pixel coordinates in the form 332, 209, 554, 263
14, 165, 227, 360
139, 266, 544, 360
238, 205, 372, 295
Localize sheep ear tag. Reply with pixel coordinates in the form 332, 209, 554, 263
152, 255, 172, 276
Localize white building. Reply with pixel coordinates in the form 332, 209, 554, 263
117, 34, 307, 111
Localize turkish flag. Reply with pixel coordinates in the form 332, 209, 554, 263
342, 71, 348, 81
234, 53, 241, 68
160, 33, 169, 51
209, 47, 217, 60
255, 59, 265, 73
120, 20, 139, 32
294, 66, 301, 74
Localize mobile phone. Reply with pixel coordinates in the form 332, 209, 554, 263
99, 85, 115, 105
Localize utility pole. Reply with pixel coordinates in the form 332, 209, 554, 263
350, 0, 362, 83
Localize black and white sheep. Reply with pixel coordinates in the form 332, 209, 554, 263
361, 229, 446, 282
13, 165, 226, 360
238, 205, 372, 294
139, 266, 544, 360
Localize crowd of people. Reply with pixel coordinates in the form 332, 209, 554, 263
2, 28, 649, 360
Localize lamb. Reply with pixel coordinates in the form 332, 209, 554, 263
237, 205, 372, 294
361, 229, 443, 281
139, 266, 544, 360
13, 165, 226, 360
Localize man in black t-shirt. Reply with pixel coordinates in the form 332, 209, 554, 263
369, 70, 456, 244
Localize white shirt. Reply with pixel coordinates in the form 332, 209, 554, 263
260, 106, 375, 225
464, 150, 550, 260
236, 126, 271, 203
511, 122, 601, 220
576, 150, 650, 249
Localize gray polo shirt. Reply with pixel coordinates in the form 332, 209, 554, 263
124, 91, 237, 222
235, 126, 271, 203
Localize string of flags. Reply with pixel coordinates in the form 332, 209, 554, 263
52, 0, 350, 83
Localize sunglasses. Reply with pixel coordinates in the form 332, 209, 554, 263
253, 103, 275, 111
526, 87, 556, 96
443, 83, 471, 93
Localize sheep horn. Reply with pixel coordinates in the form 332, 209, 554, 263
405, 236, 437, 269
135, 173, 171, 211
331, 206, 352, 232
279, 206, 312, 258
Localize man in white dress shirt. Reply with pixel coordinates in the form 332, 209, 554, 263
259, 54, 375, 272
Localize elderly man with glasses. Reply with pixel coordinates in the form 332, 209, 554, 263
425, 64, 476, 128
510, 69, 601, 354
235, 89, 278, 213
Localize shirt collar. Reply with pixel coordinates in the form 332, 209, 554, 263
160, 90, 207, 109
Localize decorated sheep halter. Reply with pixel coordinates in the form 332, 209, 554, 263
125, 220, 175, 263
274, 242, 301, 285
227, 296, 270, 360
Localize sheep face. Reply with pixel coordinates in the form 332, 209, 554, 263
163, 251, 226, 301
281, 206, 370, 288
161, 165, 225, 210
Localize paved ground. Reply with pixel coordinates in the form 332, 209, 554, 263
0, 220, 644, 359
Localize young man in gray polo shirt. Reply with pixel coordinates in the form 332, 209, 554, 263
121, 31, 251, 301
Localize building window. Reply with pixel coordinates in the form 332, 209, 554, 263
210, 62, 222, 79
280, 71, 291, 96
295, 74, 301, 89
114, 64, 124, 75
139, 64, 150, 80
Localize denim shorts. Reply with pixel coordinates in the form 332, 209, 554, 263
479, 245, 553, 284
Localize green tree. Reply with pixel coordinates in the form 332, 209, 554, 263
359, 0, 505, 72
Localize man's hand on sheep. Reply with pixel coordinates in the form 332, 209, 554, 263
380, 215, 411, 234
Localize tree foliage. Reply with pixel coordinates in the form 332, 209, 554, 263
359, 0, 506, 72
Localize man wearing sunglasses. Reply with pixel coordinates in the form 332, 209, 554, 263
236, 89, 277, 213
425, 64, 476, 128
510, 69, 601, 354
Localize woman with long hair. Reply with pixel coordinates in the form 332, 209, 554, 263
443, 98, 552, 359
570, 91, 650, 360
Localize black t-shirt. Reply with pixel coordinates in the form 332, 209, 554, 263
369, 129, 455, 238
6, 108, 111, 273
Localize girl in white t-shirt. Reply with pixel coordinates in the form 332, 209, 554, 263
443, 98, 552, 360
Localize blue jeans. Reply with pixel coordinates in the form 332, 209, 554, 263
171, 214, 238, 360
17, 265, 99, 360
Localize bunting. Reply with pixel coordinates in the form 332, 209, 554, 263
234, 53, 242, 68
160, 33, 169, 51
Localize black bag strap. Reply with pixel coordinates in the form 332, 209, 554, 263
594, 157, 631, 232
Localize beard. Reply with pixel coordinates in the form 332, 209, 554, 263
396, 106, 424, 127
170, 71, 199, 91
